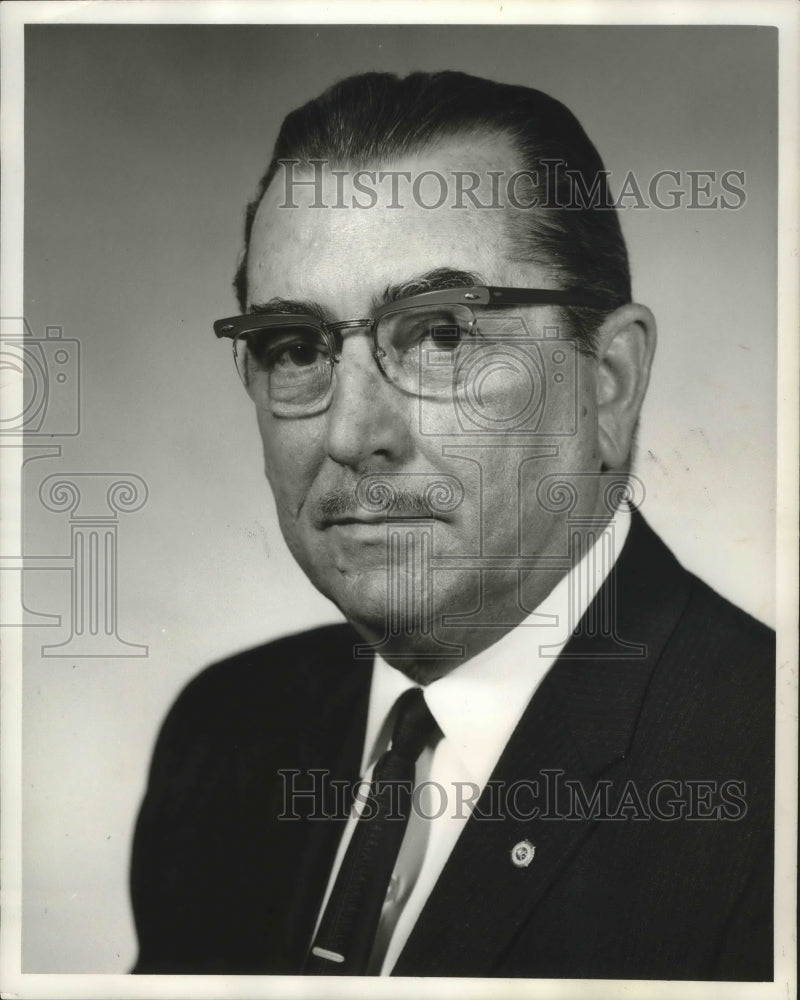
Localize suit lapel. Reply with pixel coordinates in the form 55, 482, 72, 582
393, 513, 692, 976
282, 632, 372, 968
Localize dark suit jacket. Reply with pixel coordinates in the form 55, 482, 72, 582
130, 514, 774, 979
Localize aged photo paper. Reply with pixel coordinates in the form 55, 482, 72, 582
1, 2, 797, 999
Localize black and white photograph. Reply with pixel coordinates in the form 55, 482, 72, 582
1, 2, 797, 997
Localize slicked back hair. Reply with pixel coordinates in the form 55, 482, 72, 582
234, 71, 631, 354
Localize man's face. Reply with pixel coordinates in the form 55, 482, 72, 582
245, 137, 606, 660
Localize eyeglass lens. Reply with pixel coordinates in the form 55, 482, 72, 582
235, 303, 537, 415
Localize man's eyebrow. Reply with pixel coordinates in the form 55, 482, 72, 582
247, 297, 328, 322
378, 268, 487, 307
248, 269, 488, 321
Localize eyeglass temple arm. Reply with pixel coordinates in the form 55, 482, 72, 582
484, 287, 609, 309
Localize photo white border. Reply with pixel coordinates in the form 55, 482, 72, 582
1, 2, 797, 998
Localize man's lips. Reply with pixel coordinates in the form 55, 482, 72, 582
320, 513, 447, 528
322, 516, 386, 527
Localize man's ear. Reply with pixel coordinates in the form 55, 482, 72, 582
594, 303, 657, 470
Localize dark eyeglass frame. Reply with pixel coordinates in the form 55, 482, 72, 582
213, 285, 608, 350
214, 285, 608, 411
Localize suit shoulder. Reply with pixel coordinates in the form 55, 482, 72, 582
662, 572, 775, 759
630, 523, 775, 765
683, 571, 774, 662
181, 621, 361, 697
624, 516, 773, 658
154, 622, 362, 749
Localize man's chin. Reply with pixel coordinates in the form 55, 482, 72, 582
319, 568, 394, 638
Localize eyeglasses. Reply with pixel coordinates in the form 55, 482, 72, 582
214, 285, 605, 417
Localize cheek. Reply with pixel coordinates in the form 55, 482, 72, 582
257, 413, 325, 520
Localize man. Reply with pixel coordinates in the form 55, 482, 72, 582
130, 71, 774, 979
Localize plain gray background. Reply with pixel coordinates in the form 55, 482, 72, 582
22, 24, 776, 971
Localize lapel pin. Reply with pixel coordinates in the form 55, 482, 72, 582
510, 840, 536, 868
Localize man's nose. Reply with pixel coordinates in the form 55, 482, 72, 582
323, 336, 413, 470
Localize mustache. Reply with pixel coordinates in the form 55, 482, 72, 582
316, 487, 438, 521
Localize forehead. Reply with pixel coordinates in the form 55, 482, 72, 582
246, 135, 546, 314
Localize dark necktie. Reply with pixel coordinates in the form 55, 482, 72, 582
304, 687, 441, 975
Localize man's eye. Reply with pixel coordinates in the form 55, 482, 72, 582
248, 329, 328, 371
274, 341, 325, 368
427, 324, 465, 350
405, 315, 472, 350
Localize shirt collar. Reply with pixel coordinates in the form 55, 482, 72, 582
361, 507, 631, 786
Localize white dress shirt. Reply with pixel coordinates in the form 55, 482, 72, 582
313, 507, 631, 974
